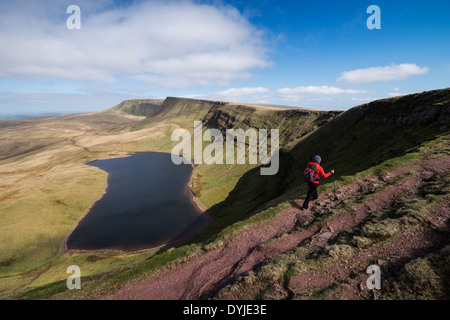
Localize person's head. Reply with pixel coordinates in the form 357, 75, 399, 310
313, 155, 321, 164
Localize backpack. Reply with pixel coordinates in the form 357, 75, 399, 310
304, 163, 319, 183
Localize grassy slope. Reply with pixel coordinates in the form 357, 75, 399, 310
214, 133, 450, 300
129, 97, 341, 232
130, 98, 340, 242
1, 88, 449, 299
11, 134, 449, 301
0, 110, 165, 295
111, 99, 164, 117
194, 88, 450, 244
0, 98, 334, 298
233, 88, 450, 202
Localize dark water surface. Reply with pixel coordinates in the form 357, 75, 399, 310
67, 152, 209, 251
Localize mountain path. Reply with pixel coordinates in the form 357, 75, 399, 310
103, 156, 450, 300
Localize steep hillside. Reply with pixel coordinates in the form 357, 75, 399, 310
226, 88, 450, 206
13, 132, 448, 300
111, 99, 164, 117
190, 89, 450, 242
289, 88, 450, 178
202, 103, 339, 151
1, 88, 449, 300
134, 96, 339, 135
99, 89, 449, 300
0, 96, 337, 298
127, 97, 342, 237
215, 134, 450, 300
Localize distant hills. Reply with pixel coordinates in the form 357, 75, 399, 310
0, 112, 66, 121
0, 87, 449, 300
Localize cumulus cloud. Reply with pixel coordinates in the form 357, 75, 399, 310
185, 87, 271, 102
337, 63, 429, 84
351, 97, 377, 102
277, 86, 370, 95
0, 0, 270, 88
280, 94, 304, 102
388, 92, 403, 97
186, 84, 372, 104
216, 87, 270, 97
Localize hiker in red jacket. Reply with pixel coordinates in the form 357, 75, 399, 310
301, 155, 334, 210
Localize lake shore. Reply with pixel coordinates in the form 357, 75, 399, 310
59, 172, 110, 253
60, 151, 212, 254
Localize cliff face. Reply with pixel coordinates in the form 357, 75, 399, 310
5, 88, 449, 300
287, 88, 450, 177
113, 89, 449, 218
364, 104, 449, 127
208, 88, 450, 222
362, 89, 450, 127
201, 103, 341, 151
137, 96, 341, 150
111, 99, 164, 117
93, 89, 450, 301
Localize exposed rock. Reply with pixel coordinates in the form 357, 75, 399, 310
319, 232, 333, 240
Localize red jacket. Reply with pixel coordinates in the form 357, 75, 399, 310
307, 162, 331, 184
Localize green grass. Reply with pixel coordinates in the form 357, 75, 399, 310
1, 97, 329, 298
7, 244, 195, 300
1, 89, 449, 299
385, 248, 450, 300
200, 89, 449, 243
212, 130, 450, 300
111, 99, 164, 117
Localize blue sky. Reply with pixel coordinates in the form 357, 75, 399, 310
0, 0, 449, 114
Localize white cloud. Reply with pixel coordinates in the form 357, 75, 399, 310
388, 92, 404, 97
386, 87, 405, 97
309, 97, 332, 101
337, 63, 429, 84
0, 0, 270, 88
351, 97, 377, 102
185, 84, 374, 106
281, 94, 304, 102
277, 85, 370, 95
184, 87, 271, 102
216, 87, 270, 97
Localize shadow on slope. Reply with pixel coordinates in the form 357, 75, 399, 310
184, 88, 450, 244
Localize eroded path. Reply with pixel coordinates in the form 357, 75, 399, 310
105, 156, 450, 300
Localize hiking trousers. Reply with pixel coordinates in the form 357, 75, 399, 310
302, 181, 319, 209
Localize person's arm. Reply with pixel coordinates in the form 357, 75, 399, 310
318, 166, 333, 178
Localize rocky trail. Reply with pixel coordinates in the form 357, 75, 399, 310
104, 156, 450, 300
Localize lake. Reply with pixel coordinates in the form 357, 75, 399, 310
66, 152, 209, 251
